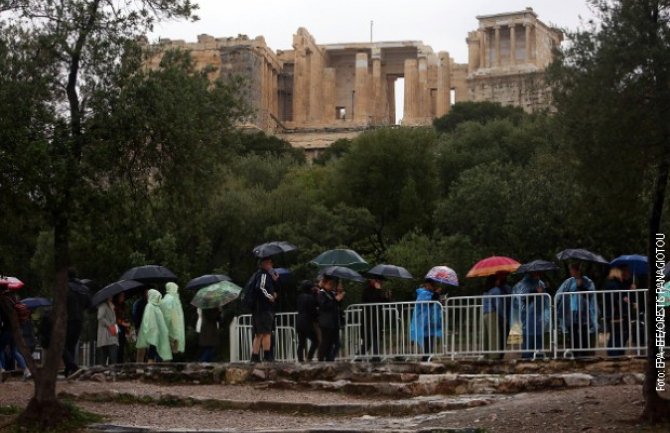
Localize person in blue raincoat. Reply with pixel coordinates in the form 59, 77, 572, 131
512, 272, 550, 359
410, 279, 443, 360
555, 263, 598, 358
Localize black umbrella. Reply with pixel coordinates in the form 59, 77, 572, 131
185, 274, 232, 290
120, 265, 177, 284
556, 249, 608, 264
320, 266, 365, 282
515, 260, 559, 274
252, 241, 297, 259
21, 297, 52, 310
91, 280, 146, 306
366, 264, 414, 280
68, 278, 91, 295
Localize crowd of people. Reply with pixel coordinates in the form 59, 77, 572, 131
0, 256, 663, 376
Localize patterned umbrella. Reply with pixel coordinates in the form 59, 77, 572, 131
190, 281, 243, 309
466, 256, 520, 278
425, 266, 459, 286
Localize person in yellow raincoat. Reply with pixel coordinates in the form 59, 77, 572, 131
136, 289, 172, 362
160, 282, 185, 354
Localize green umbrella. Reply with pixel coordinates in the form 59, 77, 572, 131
310, 249, 369, 272
190, 281, 243, 309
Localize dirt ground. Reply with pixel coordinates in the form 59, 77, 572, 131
1, 380, 669, 432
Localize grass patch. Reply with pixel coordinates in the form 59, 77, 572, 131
0, 407, 20, 416
0, 401, 103, 433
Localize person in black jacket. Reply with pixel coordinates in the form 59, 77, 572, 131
360, 278, 389, 361
250, 257, 278, 363
317, 276, 345, 361
63, 270, 91, 377
296, 280, 319, 362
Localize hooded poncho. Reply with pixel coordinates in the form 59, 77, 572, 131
136, 289, 172, 361
160, 282, 185, 353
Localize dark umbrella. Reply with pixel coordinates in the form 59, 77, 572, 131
91, 280, 146, 306
274, 267, 293, 285
21, 297, 52, 310
515, 260, 559, 274
252, 241, 297, 259
68, 278, 91, 295
120, 265, 177, 285
610, 254, 648, 275
185, 274, 232, 290
366, 264, 413, 280
310, 249, 369, 271
556, 248, 609, 264
320, 266, 365, 282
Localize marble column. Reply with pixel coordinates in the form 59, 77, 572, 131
372, 55, 384, 124
354, 52, 369, 123
525, 23, 532, 64
418, 57, 429, 120
494, 26, 501, 67
479, 29, 486, 68
436, 52, 451, 118
322, 67, 337, 122
292, 49, 309, 125
509, 24, 516, 66
403, 58, 418, 123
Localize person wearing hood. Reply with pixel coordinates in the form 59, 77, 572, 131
409, 279, 443, 360
136, 289, 172, 362
556, 263, 598, 358
512, 272, 550, 359
483, 272, 512, 359
160, 282, 185, 355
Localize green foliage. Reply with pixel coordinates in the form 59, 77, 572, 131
231, 131, 306, 163
312, 138, 352, 165
432, 101, 525, 134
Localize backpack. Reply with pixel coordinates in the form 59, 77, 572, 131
240, 270, 261, 312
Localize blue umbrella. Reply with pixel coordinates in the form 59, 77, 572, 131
21, 297, 52, 310
274, 267, 293, 285
610, 254, 648, 276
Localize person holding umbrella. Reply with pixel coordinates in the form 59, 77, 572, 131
512, 262, 554, 359
555, 263, 598, 358
360, 276, 389, 361
317, 275, 345, 361
409, 279, 444, 361
296, 280, 319, 362
96, 295, 119, 366
482, 272, 513, 360
250, 256, 279, 363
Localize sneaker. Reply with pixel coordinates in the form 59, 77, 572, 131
23, 369, 32, 381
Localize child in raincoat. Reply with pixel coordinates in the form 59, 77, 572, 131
160, 282, 185, 354
409, 279, 443, 359
136, 289, 172, 362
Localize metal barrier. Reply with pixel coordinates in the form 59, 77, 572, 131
227, 288, 666, 363
230, 312, 298, 362
554, 289, 648, 359
343, 301, 446, 361
445, 293, 553, 360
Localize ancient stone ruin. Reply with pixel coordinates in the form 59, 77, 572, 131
146, 8, 562, 153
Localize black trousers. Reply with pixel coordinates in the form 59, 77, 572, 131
297, 324, 318, 362
318, 327, 339, 362
63, 320, 82, 375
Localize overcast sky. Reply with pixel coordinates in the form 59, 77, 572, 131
151, 0, 597, 63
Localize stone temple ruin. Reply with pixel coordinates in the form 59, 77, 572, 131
146, 8, 562, 153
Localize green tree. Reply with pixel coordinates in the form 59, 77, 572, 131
0, 1, 201, 428
333, 128, 439, 257
548, 0, 670, 421
432, 101, 525, 134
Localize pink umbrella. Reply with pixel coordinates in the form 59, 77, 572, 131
425, 266, 459, 286
0, 276, 24, 291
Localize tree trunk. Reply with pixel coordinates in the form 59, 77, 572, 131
643, 157, 670, 422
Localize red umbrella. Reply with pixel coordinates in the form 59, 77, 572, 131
466, 256, 520, 278
0, 276, 24, 291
